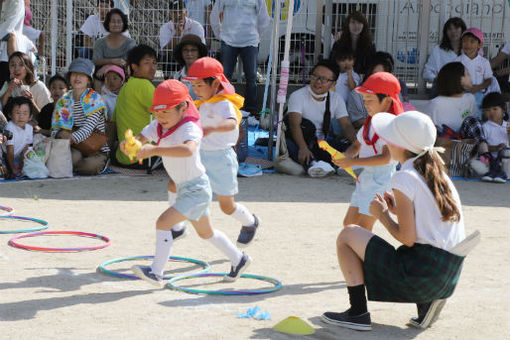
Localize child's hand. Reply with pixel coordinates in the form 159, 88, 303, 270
383, 191, 396, 215
369, 193, 388, 219
136, 144, 155, 160
333, 157, 353, 169
119, 139, 127, 155
202, 126, 215, 137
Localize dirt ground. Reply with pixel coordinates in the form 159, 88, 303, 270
0, 173, 509, 340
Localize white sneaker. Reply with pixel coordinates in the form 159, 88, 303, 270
308, 160, 335, 178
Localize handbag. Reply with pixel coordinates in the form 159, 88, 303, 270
72, 128, 108, 157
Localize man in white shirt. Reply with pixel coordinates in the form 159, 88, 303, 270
159, 0, 205, 78
210, 0, 270, 114
286, 59, 357, 177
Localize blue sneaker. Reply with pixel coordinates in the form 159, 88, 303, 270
238, 163, 263, 177
131, 265, 163, 287
224, 253, 251, 282
321, 310, 372, 331
236, 214, 259, 248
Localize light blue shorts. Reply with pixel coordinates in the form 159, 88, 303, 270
200, 148, 239, 196
173, 174, 212, 221
350, 164, 396, 216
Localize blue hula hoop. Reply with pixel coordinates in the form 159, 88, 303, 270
0, 215, 49, 234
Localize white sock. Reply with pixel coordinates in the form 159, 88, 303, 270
207, 229, 243, 266
150, 229, 173, 277
230, 203, 255, 226
167, 191, 185, 232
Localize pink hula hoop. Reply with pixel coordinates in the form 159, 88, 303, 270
9, 231, 111, 252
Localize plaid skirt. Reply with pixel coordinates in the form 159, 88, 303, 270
363, 236, 465, 304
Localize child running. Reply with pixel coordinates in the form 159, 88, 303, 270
322, 111, 466, 331
123, 79, 250, 287
334, 72, 403, 231
183, 57, 260, 247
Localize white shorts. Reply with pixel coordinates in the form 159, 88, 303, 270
173, 174, 212, 221
200, 148, 239, 196
350, 164, 396, 216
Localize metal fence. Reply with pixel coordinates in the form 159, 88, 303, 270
29, 0, 510, 96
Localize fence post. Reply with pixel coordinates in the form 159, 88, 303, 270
51, 0, 57, 76
268, 0, 281, 161
66, 0, 73, 69
323, 0, 333, 59
314, 0, 323, 64
417, 0, 431, 96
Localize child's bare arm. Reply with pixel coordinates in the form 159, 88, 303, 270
471, 78, 492, 93
5, 145, 17, 175
136, 140, 197, 159
202, 118, 237, 136
337, 143, 390, 169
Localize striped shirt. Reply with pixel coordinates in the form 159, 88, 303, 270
52, 100, 109, 154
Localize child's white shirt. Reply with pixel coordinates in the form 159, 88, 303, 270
141, 120, 205, 184
391, 158, 465, 251
456, 53, 492, 86
199, 100, 239, 151
356, 123, 387, 159
426, 93, 478, 132
2, 121, 33, 159
287, 86, 348, 140
336, 71, 361, 102
482, 120, 509, 155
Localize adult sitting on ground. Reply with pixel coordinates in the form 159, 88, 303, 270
92, 8, 136, 91
490, 39, 510, 97
51, 58, 109, 175
173, 34, 208, 100
112, 44, 157, 167
286, 59, 356, 178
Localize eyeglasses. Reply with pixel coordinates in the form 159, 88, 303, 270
311, 74, 334, 83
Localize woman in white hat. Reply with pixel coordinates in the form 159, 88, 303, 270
322, 111, 466, 331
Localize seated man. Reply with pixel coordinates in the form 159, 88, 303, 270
112, 44, 157, 167
159, 0, 204, 78
286, 59, 357, 177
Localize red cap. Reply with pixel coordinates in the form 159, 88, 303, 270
462, 27, 483, 44
149, 79, 191, 111
355, 72, 404, 114
183, 57, 235, 94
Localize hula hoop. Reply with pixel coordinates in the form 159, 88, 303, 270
167, 272, 283, 295
0, 215, 48, 234
0, 205, 14, 216
9, 231, 111, 252
98, 255, 211, 280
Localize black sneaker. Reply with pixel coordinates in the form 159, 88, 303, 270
407, 299, 447, 329
223, 253, 251, 282
131, 265, 163, 288
236, 214, 259, 248
171, 225, 188, 241
321, 310, 372, 331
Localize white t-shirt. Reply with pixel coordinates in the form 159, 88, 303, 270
335, 71, 361, 103
0, 31, 36, 63
456, 53, 492, 86
287, 86, 348, 140
356, 122, 388, 158
159, 17, 205, 49
391, 158, 465, 251
141, 120, 205, 184
2, 121, 33, 159
426, 93, 478, 132
199, 100, 239, 150
501, 40, 510, 55
423, 45, 459, 83
186, 0, 211, 26
210, 0, 270, 47
80, 14, 130, 39
22, 25, 41, 43
482, 120, 509, 156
